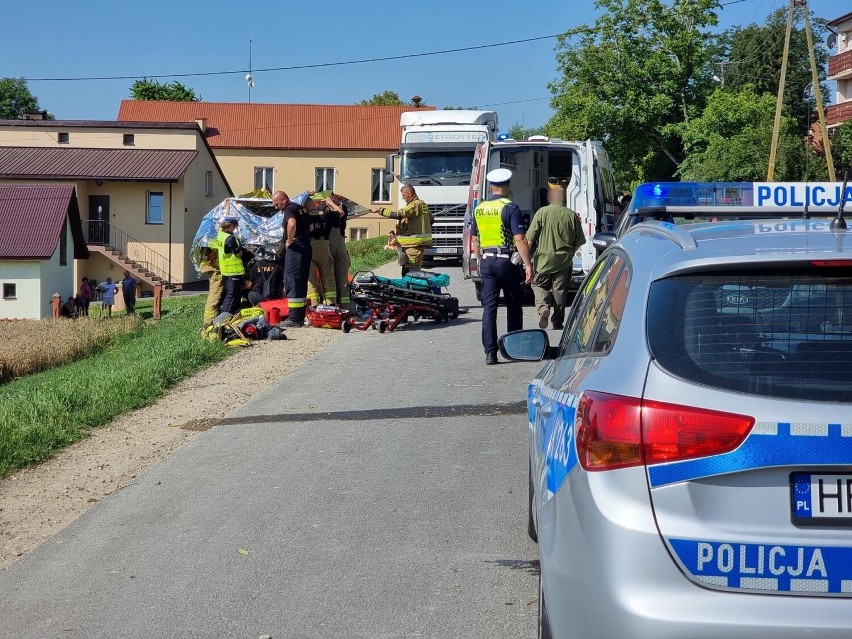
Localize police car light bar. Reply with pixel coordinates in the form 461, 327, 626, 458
636, 205, 840, 218
633, 181, 852, 213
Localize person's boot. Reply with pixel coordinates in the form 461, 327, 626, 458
486, 352, 498, 365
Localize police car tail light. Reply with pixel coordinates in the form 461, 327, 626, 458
810, 260, 852, 267
577, 392, 754, 471
576, 392, 643, 471
642, 400, 754, 465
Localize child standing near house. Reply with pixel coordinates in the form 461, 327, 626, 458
97, 277, 118, 318
120, 270, 138, 314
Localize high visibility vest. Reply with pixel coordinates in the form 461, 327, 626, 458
474, 198, 514, 248
216, 229, 245, 276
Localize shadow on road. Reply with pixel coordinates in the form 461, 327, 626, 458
487, 558, 541, 576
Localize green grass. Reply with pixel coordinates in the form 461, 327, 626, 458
0, 296, 228, 477
347, 236, 397, 274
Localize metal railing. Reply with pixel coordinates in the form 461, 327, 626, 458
827, 103, 852, 127
84, 219, 179, 286
828, 49, 852, 79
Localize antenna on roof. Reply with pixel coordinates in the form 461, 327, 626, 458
831, 168, 849, 231
246, 38, 255, 103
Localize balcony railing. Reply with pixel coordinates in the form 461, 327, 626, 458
84, 219, 178, 286
828, 48, 852, 79
827, 102, 852, 127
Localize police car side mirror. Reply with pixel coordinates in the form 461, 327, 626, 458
498, 329, 554, 361
592, 232, 616, 253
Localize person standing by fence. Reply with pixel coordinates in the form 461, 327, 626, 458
120, 270, 138, 315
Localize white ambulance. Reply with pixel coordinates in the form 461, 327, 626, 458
462, 137, 616, 299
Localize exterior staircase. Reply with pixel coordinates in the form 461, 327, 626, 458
84, 220, 182, 292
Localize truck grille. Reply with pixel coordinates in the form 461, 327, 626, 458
432, 237, 462, 248
427, 203, 466, 218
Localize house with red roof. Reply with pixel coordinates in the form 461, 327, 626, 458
0, 119, 231, 293
117, 101, 435, 240
0, 185, 88, 318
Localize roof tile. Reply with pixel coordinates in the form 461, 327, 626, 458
117, 101, 435, 150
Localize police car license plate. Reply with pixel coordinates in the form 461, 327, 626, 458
434, 247, 456, 254
791, 473, 852, 526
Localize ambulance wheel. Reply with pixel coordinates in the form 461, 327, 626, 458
378, 321, 387, 333
341, 321, 351, 334
474, 281, 483, 301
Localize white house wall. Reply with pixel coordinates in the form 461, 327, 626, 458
0, 260, 43, 319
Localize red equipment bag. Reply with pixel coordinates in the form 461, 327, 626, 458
307, 305, 349, 329
258, 298, 289, 324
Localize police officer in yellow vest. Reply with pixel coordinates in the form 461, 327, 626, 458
373, 184, 432, 276
215, 215, 246, 315
471, 168, 534, 365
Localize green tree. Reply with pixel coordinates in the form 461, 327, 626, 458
508, 123, 546, 140
358, 91, 421, 107
832, 121, 852, 175
718, 6, 828, 134
676, 86, 806, 181
0, 77, 48, 119
130, 78, 200, 101
547, 0, 720, 185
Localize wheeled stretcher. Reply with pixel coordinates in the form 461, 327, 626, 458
343, 270, 461, 333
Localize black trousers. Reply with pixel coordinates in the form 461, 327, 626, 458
220, 275, 243, 315
480, 256, 524, 355
284, 243, 312, 322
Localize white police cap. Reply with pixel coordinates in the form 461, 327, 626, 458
486, 168, 512, 185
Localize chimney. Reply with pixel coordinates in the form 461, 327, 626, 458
411, 95, 423, 108
195, 117, 207, 133
22, 110, 48, 120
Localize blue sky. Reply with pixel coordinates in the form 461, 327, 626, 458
1, 0, 846, 131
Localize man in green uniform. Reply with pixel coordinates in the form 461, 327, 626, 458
373, 184, 432, 276
526, 182, 586, 330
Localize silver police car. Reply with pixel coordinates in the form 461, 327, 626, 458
502, 186, 852, 638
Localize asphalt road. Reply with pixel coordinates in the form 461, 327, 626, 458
0, 265, 548, 639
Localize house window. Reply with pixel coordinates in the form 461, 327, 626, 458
59, 216, 68, 266
147, 191, 164, 224
371, 168, 391, 203
58, 132, 69, 143
254, 167, 274, 192
205, 170, 213, 197
2, 283, 16, 299
123, 133, 135, 145
349, 228, 367, 241
315, 167, 335, 192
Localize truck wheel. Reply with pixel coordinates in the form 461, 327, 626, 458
474, 281, 483, 302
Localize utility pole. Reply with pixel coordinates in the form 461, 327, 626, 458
802, 1, 836, 181
767, 0, 796, 181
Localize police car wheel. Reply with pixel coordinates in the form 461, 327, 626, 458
538, 573, 552, 639
528, 457, 538, 543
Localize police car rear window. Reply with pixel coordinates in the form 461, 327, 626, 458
647, 268, 852, 402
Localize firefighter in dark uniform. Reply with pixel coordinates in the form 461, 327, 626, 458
471, 168, 534, 365
273, 190, 312, 328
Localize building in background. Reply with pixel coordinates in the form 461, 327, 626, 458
117, 101, 435, 240
827, 11, 852, 129
0, 185, 88, 319
0, 120, 231, 290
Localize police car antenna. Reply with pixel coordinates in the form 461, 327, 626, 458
831, 169, 849, 231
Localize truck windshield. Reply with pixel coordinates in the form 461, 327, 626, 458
401, 150, 475, 185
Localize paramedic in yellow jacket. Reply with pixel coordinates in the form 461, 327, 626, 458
373, 184, 432, 276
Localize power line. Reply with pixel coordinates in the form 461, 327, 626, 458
26, 34, 562, 83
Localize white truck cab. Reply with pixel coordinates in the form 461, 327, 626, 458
462, 137, 616, 299
385, 110, 498, 260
